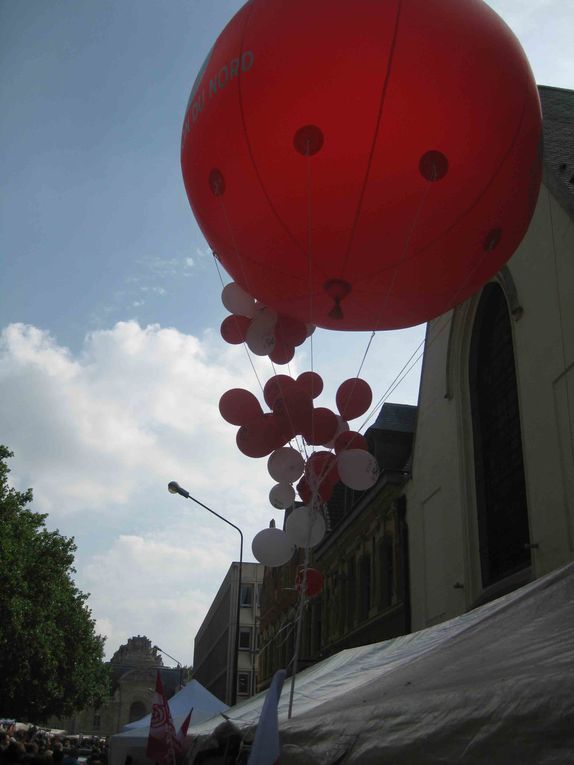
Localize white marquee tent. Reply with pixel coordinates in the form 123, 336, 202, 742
187, 562, 574, 764
109, 680, 228, 765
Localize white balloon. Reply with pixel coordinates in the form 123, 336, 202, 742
252, 306, 278, 331
269, 483, 296, 509
221, 282, 256, 318
268, 447, 305, 484
337, 449, 379, 491
252, 528, 294, 567
322, 415, 350, 449
285, 506, 326, 548
246, 322, 276, 356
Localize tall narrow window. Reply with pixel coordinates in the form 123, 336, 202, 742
469, 283, 530, 588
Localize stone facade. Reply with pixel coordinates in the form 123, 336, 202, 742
49, 636, 181, 738
405, 85, 574, 628
258, 403, 416, 689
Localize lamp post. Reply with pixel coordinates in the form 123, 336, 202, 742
153, 645, 184, 690
168, 481, 243, 707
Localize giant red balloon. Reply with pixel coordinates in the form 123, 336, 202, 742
181, 0, 542, 331
236, 414, 281, 457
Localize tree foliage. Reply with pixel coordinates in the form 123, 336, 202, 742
0, 446, 110, 722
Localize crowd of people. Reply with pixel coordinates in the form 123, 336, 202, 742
0, 725, 107, 765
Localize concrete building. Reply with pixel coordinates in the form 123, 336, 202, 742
193, 562, 265, 705
406, 85, 574, 628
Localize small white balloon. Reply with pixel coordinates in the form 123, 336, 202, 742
269, 483, 296, 509
268, 447, 305, 484
323, 415, 350, 449
252, 528, 294, 567
246, 322, 276, 356
285, 506, 326, 548
252, 306, 278, 331
221, 282, 257, 318
337, 449, 379, 491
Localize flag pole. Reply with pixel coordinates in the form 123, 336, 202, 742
287, 545, 310, 719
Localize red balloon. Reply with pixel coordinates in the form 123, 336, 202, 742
335, 430, 369, 454
336, 378, 373, 421
220, 314, 251, 345
219, 388, 263, 426
181, 0, 541, 331
263, 374, 298, 409
296, 474, 333, 504
305, 451, 339, 489
276, 315, 308, 347
236, 414, 281, 457
272, 387, 313, 434
296, 371, 323, 399
269, 336, 295, 365
295, 567, 324, 597
301, 407, 339, 446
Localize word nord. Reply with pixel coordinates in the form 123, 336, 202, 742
186, 51, 254, 131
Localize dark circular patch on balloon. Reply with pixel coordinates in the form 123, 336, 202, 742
209, 168, 226, 196
294, 125, 324, 156
419, 151, 449, 181
483, 228, 502, 252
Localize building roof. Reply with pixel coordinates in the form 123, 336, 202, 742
370, 402, 417, 434
539, 85, 574, 218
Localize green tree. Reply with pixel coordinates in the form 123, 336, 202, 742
0, 446, 110, 722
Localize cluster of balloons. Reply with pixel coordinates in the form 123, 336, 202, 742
220, 282, 313, 365
182, 0, 542, 573
220, 370, 382, 566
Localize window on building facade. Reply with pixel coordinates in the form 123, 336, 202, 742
237, 672, 250, 696
469, 282, 531, 588
346, 558, 356, 630
240, 584, 253, 607
239, 626, 252, 650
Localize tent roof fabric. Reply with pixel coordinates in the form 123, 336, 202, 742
188, 563, 574, 764
121, 679, 227, 731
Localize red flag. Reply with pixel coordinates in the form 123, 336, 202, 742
248, 669, 286, 765
175, 707, 193, 754
146, 671, 178, 765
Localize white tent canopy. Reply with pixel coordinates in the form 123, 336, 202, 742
187, 563, 574, 764
109, 680, 228, 765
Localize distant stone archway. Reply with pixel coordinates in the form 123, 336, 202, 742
128, 700, 147, 723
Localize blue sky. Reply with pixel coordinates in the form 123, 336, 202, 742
1, 0, 573, 667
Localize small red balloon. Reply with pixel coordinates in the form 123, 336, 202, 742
219, 388, 263, 426
302, 407, 339, 446
236, 414, 281, 458
335, 430, 369, 453
276, 314, 308, 347
336, 378, 373, 421
220, 315, 250, 345
295, 567, 323, 597
263, 374, 298, 409
272, 387, 313, 434
305, 451, 339, 488
269, 336, 295, 365
296, 371, 324, 399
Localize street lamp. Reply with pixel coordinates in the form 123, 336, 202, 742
153, 645, 184, 690
168, 481, 243, 707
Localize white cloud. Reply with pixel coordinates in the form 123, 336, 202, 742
0, 319, 425, 663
